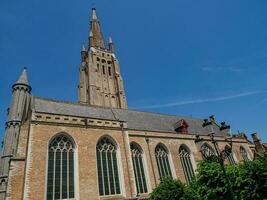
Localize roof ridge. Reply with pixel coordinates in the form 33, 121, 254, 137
34, 96, 111, 110
33, 96, 202, 120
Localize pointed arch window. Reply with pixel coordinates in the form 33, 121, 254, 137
96, 137, 120, 196
130, 143, 148, 194
226, 145, 236, 164
240, 146, 249, 161
46, 134, 75, 200
200, 143, 216, 159
155, 144, 172, 180
179, 145, 194, 183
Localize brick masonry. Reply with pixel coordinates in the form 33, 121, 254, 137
5, 112, 253, 200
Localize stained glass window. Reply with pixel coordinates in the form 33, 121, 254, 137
46, 134, 75, 200
96, 137, 120, 196
179, 145, 194, 183
226, 145, 236, 164
155, 144, 172, 180
240, 146, 249, 161
130, 143, 148, 194
200, 143, 216, 159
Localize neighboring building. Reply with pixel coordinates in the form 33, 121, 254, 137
251, 133, 267, 156
0, 8, 254, 200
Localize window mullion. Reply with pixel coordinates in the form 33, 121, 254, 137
181, 154, 189, 183
160, 155, 165, 177
67, 150, 69, 199
60, 150, 62, 199
156, 156, 163, 179
132, 154, 139, 193
110, 151, 116, 194
106, 151, 111, 195
162, 155, 168, 177
183, 154, 189, 182
100, 151, 105, 195
53, 150, 56, 200
137, 156, 144, 193
165, 155, 172, 178
184, 154, 191, 182
188, 154, 194, 180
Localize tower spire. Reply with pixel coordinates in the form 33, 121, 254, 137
89, 8, 105, 49
79, 8, 127, 109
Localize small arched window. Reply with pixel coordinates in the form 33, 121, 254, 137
96, 137, 120, 196
108, 67, 112, 76
226, 145, 236, 164
200, 143, 215, 159
155, 144, 172, 180
240, 146, 249, 161
179, 145, 194, 183
130, 143, 148, 194
46, 134, 75, 200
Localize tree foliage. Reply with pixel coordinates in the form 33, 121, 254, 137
149, 177, 186, 200
149, 153, 267, 200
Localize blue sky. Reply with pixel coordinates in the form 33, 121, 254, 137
0, 0, 266, 142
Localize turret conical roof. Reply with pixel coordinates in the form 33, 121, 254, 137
16, 67, 30, 86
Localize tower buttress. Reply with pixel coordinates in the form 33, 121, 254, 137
0, 68, 32, 199
78, 44, 89, 104
78, 8, 127, 109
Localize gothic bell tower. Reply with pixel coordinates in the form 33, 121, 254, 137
78, 8, 127, 109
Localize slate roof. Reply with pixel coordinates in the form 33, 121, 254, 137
33, 97, 227, 136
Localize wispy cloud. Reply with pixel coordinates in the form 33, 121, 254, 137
201, 66, 223, 72
136, 91, 267, 109
259, 98, 267, 105
201, 66, 244, 72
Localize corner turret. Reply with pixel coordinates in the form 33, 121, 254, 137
0, 68, 32, 199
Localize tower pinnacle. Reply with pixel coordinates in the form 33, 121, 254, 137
81, 44, 87, 63
108, 36, 115, 53
108, 36, 113, 44
82, 44, 86, 52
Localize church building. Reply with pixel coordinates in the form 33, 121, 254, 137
0, 8, 253, 200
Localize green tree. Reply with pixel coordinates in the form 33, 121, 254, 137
190, 153, 267, 200
149, 153, 267, 200
149, 177, 187, 200
231, 153, 267, 199
190, 160, 230, 200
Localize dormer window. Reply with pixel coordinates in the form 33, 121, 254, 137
174, 119, 189, 134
